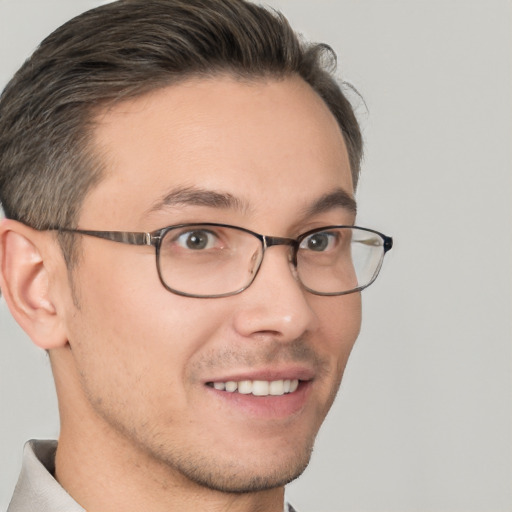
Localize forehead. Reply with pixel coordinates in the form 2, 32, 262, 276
82, 75, 354, 229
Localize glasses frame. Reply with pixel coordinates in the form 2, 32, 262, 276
53, 223, 393, 298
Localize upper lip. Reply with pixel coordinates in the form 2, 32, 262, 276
204, 365, 315, 384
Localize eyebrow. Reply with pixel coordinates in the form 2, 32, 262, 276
301, 188, 357, 217
145, 184, 356, 221
145, 185, 249, 215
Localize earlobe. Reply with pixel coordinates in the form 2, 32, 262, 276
0, 219, 68, 349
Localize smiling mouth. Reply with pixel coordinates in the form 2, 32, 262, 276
206, 379, 300, 397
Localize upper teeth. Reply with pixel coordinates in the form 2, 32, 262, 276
210, 379, 299, 396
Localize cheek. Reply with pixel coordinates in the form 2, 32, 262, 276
65, 253, 229, 406
72, 247, 213, 351
302, 294, 361, 430
313, 293, 361, 353
312, 293, 362, 366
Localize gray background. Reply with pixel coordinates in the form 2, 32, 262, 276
1, 1, 511, 511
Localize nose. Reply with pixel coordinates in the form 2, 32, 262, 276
231, 245, 319, 341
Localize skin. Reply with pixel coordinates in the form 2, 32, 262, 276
0, 75, 361, 512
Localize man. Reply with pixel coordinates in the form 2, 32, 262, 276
0, 1, 392, 511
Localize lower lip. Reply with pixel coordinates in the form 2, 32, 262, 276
205, 381, 312, 419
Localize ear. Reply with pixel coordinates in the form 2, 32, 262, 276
0, 219, 68, 349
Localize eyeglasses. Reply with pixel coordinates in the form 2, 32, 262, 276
54, 223, 393, 298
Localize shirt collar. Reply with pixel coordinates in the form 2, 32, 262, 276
8, 440, 85, 512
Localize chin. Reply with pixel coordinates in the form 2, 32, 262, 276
150, 435, 315, 494
176, 449, 313, 493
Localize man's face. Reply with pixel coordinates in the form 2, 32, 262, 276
58, 76, 361, 492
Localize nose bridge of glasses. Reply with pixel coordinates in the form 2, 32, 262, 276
262, 235, 298, 265
263, 235, 296, 248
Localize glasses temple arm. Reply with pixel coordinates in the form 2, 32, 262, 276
56, 228, 156, 246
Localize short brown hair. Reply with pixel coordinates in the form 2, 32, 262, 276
0, 0, 362, 261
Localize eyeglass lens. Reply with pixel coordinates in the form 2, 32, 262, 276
156, 225, 386, 297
